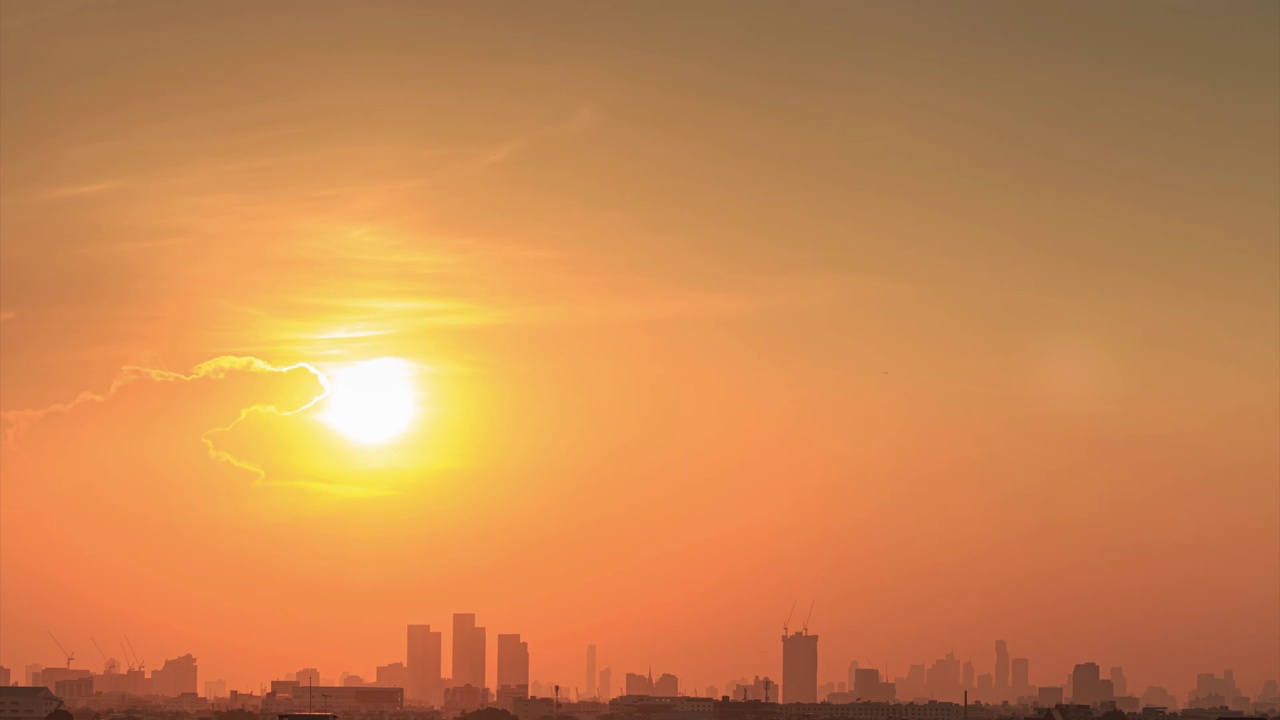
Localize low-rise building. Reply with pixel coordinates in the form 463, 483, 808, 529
0, 687, 63, 720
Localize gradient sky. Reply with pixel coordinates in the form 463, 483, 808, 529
1, 0, 1277, 701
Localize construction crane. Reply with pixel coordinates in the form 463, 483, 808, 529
47, 632, 74, 669
91, 637, 119, 674
125, 636, 145, 673
120, 641, 136, 672
802, 600, 815, 634
782, 600, 797, 636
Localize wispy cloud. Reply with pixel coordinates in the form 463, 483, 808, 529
30, 180, 124, 201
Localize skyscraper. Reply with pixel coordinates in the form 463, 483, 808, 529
496, 634, 529, 696
599, 668, 613, 702
407, 625, 442, 704
962, 660, 975, 690
1072, 663, 1102, 707
994, 641, 1010, 697
1012, 658, 1030, 697
586, 645, 597, 699
1109, 667, 1127, 698
781, 630, 818, 703
655, 673, 679, 697
452, 614, 487, 689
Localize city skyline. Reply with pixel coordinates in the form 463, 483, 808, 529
6, 620, 1276, 710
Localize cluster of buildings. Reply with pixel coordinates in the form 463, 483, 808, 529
2, 622, 1277, 720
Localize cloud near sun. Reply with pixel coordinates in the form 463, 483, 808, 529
1, 356, 417, 501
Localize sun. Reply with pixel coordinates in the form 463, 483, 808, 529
316, 358, 420, 445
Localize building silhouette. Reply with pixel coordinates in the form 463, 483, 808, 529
375, 662, 409, 690
599, 668, 613, 702
1012, 658, 1030, 697
586, 645, 597, 699
626, 671, 654, 696
452, 614, 486, 690
496, 633, 529, 707
781, 630, 818, 703
655, 673, 679, 697
407, 624, 442, 704
1109, 667, 1127, 699
853, 668, 895, 703
152, 655, 198, 697
994, 641, 1010, 698
1072, 663, 1102, 706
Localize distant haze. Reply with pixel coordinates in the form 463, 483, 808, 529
1, 0, 1277, 698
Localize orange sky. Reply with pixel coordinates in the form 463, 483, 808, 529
1, 0, 1277, 701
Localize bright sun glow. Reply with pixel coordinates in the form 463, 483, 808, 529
317, 358, 420, 445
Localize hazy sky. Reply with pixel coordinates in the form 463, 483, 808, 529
1, 0, 1277, 699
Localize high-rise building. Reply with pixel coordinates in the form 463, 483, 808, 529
1109, 667, 1127, 699
626, 672, 655, 696
452, 614, 487, 690
152, 655, 198, 697
1072, 663, 1102, 706
962, 661, 974, 690
407, 625, 443, 704
376, 663, 410, 690
847, 661, 859, 693
586, 646, 597, 699
994, 641, 1010, 696
655, 674, 678, 697
496, 634, 529, 702
296, 668, 320, 686
1012, 658, 1030, 696
0, 667, 9, 688
599, 668, 613, 702
781, 631, 818, 703
852, 668, 894, 702
1038, 686, 1065, 707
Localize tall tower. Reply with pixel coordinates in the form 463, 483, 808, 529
586, 645, 597, 699
496, 634, 529, 699
407, 625, 442, 704
781, 630, 818, 703
452, 613, 487, 689
994, 641, 1010, 698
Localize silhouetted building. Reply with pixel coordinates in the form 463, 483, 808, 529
962, 662, 974, 691
408, 624, 443, 704
1012, 658, 1031, 698
627, 672, 655, 696
512, 696, 556, 720
1109, 668, 1127, 699
994, 641, 1010, 698
781, 631, 818, 703
1038, 687, 1065, 707
926, 654, 961, 702
496, 634, 530, 706
853, 669, 895, 703
587, 645, 597, 699
54, 677, 93, 700
0, 687, 62, 719
0, 667, 9, 689
655, 674, 679, 697
206, 679, 228, 699
291, 685, 403, 713
35, 668, 90, 693
1072, 664, 1102, 707
452, 614, 486, 690
442, 684, 489, 714
296, 669, 321, 686
600, 668, 613, 702
376, 662, 410, 690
